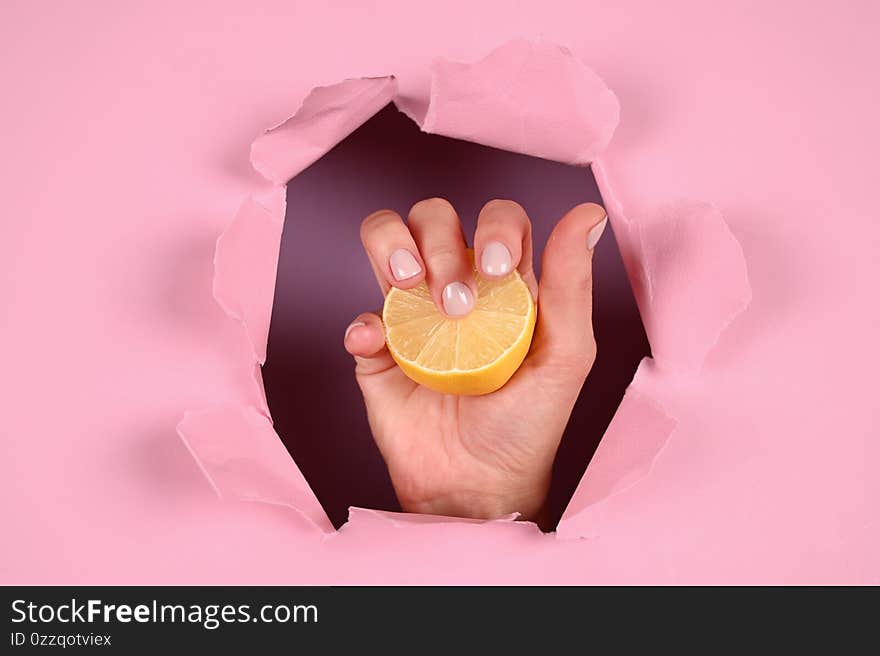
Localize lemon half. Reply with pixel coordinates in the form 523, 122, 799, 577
382, 266, 536, 395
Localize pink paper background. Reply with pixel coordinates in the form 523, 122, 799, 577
3, 0, 878, 584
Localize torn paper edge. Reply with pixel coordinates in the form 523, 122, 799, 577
251, 76, 399, 184
592, 161, 752, 375
420, 39, 620, 165
212, 192, 285, 365
179, 38, 752, 539
177, 404, 334, 535
555, 360, 677, 539
343, 507, 525, 530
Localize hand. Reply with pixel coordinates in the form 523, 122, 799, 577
344, 198, 607, 524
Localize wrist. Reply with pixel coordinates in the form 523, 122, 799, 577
396, 474, 550, 525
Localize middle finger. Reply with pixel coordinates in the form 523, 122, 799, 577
407, 198, 477, 317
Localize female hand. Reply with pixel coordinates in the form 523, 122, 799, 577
344, 198, 607, 524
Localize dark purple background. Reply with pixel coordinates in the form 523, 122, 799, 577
263, 104, 649, 529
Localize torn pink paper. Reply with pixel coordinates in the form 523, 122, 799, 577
251, 39, 618, 183
251, 76, 398, 184
641, 201, 751, 373
345, 507, 522, 528
639, 201, 751, 373
250, 363, 270, 419
177, 404, 333, 534
184, 38, 750, 536
557, 369, 677, 539
422, 39, 620, 165
593, 163, 752, 374
212, 197, 283, 364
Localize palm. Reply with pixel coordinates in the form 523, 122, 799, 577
357, 332, 586, 521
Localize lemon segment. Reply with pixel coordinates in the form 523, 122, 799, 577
382, 268, 536, 396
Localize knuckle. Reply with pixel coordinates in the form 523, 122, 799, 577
576, 271, 594, 295
545, 276, 593, 302
360, 210, 399, 242
423, 244, 464, 268
481, 198, 525, 216
479, 199, 531, 235
556, 340, 597, 374
408, 197, 456, 222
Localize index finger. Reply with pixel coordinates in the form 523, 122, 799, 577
360, 209, 426, 295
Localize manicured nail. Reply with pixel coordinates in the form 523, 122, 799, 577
389, 249, 422, 281
344, 321, 366, 342
586, 218, 607, 250
481, 241, 512, 276
442, 282, 474, 316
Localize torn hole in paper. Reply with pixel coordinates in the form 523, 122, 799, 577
177, 38, 751, 539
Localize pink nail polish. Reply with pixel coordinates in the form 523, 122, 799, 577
389, 249, 421, 281
586, 218, 607, 250
344, 321, 365, 342
481, 241, 512, 276
442, 282, 474, 316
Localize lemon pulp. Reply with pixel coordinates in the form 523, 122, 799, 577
382, 268, 536, 395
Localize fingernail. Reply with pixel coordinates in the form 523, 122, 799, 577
442, 282, 474, 316
344, 321, 366, 342
389, 249, 422, 281
481, 241, 512, 276
586, 218, 608, 250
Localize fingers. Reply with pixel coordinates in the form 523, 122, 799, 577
407, 198, 477, 317
358, 198, 536, 317
360, 210, 426, 295
343, 312, 398, 376
529, 202, 608, 375
474, 199, 537, 298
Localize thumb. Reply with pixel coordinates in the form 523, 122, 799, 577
528, 202, 607, 379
